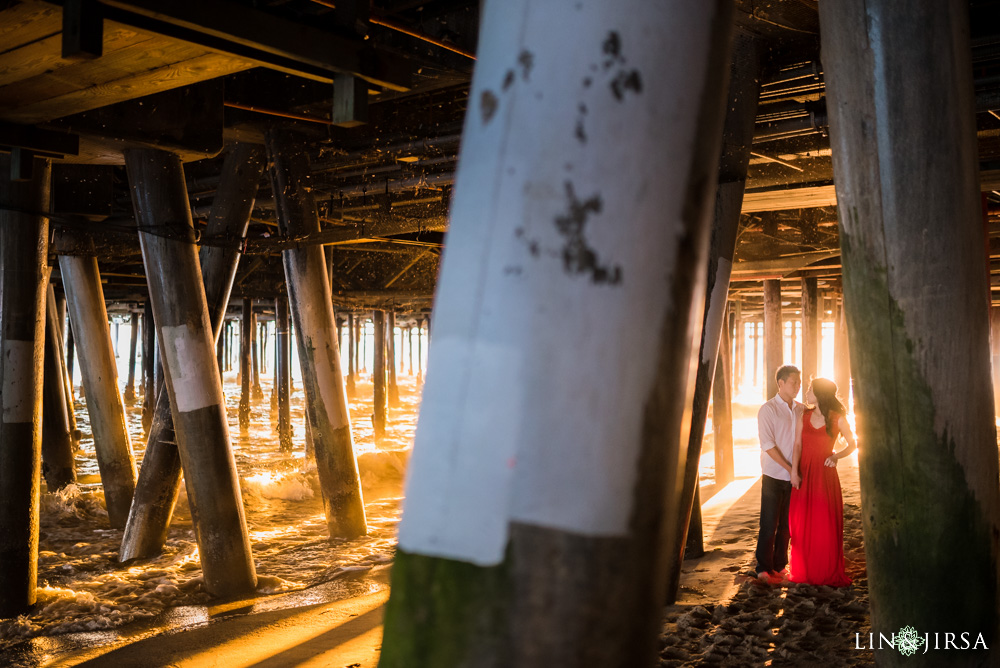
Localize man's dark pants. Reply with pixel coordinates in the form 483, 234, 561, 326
755, 473, 791, 574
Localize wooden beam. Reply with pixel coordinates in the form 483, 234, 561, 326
98, 0, 411, 90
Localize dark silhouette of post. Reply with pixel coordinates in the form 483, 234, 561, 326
239, 298, 252, 430
42, 286, 77, 490
373, 310, 387, 442
0, 155, 50, 617
141, 300, 155, 431
124, 311, 139, 403
275, 295, 292, 451
666, 30, 762, 602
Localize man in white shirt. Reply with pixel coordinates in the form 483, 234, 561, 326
755, 365, 802, 583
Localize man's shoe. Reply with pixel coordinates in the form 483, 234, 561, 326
756, 571, 772, 584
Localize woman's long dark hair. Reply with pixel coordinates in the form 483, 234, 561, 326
809, 378, 846, 438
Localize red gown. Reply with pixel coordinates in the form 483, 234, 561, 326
788, 409, 851, 587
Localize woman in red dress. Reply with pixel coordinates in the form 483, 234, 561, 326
788, 378, 857, 587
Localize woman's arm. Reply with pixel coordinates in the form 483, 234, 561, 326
825, 415, 858, 467
791, 411, 803, 488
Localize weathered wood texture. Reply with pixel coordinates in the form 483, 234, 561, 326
275, 295, 292, 451
821, 0, 1000, 660
0, 155, 49, 617
125, 148, 256, 597
120, 143, 264, 562
268, 129, 367, 537
60, 254, 137, 529
379, 1, 735, 665
666, 28, 761, 603
0, 2, 255, 125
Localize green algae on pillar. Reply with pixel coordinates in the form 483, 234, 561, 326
821, 0, 1000, 662
380, 1, 735, 664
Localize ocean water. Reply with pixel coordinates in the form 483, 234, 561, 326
0, 368, 420, 653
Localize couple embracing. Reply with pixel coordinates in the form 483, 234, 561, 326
754, 365, 857, 587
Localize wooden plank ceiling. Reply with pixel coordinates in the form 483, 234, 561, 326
0, 1, 255, 125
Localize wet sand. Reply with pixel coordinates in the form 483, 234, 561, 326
661, 452, 871, 667
2, 379, 874, 667
24, 455, 870, 668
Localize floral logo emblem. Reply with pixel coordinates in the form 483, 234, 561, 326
896, 626, 925, 656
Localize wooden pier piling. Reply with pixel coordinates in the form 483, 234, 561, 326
0, 155, 50, 617
124, 147, 256, 597
267, 129, 367, 537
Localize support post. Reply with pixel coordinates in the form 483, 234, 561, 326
733, 299, 743, 389
992, 306, 1000, 415
416, 318, 423, 381
275, 295, 292, 451
665, 29, 761, 602
267, 129, 367, 537
359, 318, 366, 373
713, 315, 734, 485
239, 298, 252, 430
42, 286, 77, 490
0, 155, 49, 617
834, 295, 851, 401
821, 0, 1000, 658
60, 255, 137, 528
379, 1, 735, 663
407, 325, 414, 376
124, 311, 139, 403
347, 312, 356, 397
66, 320, 76, 399
800, 276, 819, 383
763, 279, 783, 398
54, 292, 78, 441
141, 300, 155, 431
373, 309, 387, 442
251, 310, 263, 401
120, 143, 264, 563
124, 147, 256, 597
388, 311, 400, 405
